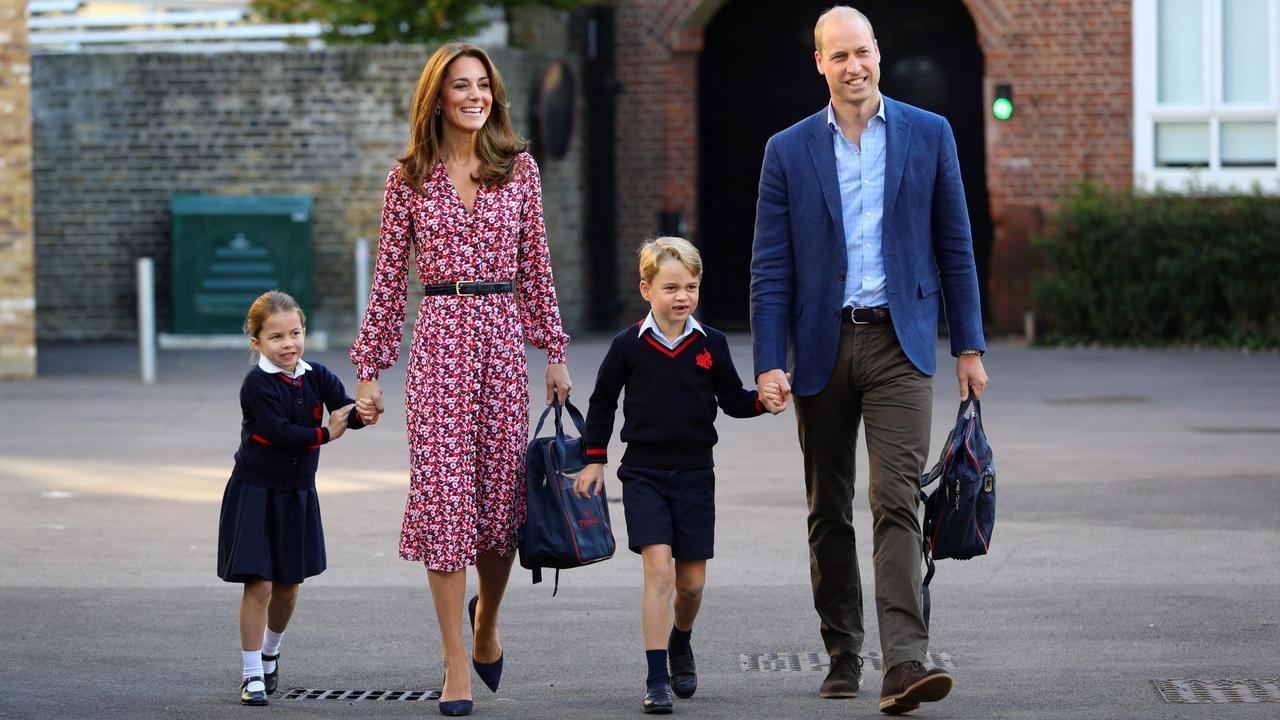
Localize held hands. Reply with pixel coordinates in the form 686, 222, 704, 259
572, 462, 605, 499
355, 379, 385, 425
329, 403, 355, 441
757, 369, 792, 414
957, 355, 989, 401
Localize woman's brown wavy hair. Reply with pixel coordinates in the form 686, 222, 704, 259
398, 43, 528, 195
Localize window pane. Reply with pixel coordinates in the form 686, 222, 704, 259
1221, 122, 1277, 166
1223, 0, 1270, 103
1158, 0, 1203, 104
1155, 122, 1210, 166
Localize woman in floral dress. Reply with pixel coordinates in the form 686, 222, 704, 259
350, 43, 572, 714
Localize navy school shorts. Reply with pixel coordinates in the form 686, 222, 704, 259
617, 464, 715, 561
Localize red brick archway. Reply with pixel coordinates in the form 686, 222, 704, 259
611, 0, 1133, 333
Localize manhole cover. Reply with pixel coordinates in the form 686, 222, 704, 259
280, 688, 442, 701
739, 651, 953, 672
1154, 679, 1280, 703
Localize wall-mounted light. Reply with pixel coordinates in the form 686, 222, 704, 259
992, 83, 1014, 120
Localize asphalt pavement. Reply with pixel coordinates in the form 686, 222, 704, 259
1, 336, 1278, 719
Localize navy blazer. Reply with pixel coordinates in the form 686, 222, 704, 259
750, 96, 985, 396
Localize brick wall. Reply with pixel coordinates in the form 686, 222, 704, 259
31, 45, 587, 341
0, 0, 36, 378
974, 0, 1133, 328
613, 0, 704, 322
610, 0, 1133, 332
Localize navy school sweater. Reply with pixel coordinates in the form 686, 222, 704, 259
584, 322, 765, 470
231, 361, 364, 490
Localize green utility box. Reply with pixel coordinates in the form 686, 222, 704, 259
170, 195, 313, 336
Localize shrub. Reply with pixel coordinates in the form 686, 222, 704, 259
1033, 183, 1280, 348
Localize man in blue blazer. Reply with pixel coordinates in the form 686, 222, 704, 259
750, 6, 988, 715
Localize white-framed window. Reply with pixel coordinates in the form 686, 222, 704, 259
1134, 0, 1280, 191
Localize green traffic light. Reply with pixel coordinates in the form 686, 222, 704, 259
992, 97, 1014, 120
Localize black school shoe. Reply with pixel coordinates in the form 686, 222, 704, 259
261, 653, 280, 695
240, 676, 268, 706
668, 649, 697, 699
643, 681, 674, 714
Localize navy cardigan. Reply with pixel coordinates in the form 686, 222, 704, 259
230, 361, 364, 490
584, 323, 764, 470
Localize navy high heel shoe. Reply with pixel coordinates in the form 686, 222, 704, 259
438, 672, 472, 716
438, 699, 473, 717
468, 595, 504, 692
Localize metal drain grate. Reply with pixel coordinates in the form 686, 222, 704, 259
1154, 679, 1280, 703
280, 688, 442, 701
740, 651, 953, 672
1043, 394, 1149, 405
1190, 426, 1280, 435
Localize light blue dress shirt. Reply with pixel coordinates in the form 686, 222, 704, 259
828, 100, 888, 309
639, 312, 704, 349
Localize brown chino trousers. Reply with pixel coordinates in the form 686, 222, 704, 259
794, 321, 932, 670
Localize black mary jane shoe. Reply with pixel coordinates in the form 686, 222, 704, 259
669, 651, 697, 699
643, 681, 674, 714
261, 653, 280, 695
240, 676, 268, 706
468, 595, 504, 692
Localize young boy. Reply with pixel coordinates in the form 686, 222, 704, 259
574, 237, 786, 714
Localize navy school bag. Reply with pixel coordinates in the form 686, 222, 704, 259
519, 398, 616, 595
919, 393, 996, 626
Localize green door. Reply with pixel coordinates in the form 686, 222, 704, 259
170, 196, 313, 335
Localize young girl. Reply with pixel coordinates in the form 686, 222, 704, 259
574, 238, 786, 714
216, 290, 366, 705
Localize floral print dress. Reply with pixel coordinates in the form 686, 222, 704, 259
350, 153, 569, 573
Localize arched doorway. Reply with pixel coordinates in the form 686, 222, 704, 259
697, 0, 992, 327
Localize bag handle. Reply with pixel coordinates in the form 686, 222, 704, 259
532, 397, 588, 473
531, 396, 586, 440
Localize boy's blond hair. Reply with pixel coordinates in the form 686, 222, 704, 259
638, 236, 702, 284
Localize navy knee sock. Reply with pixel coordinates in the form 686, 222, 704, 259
646, 649, 669, 688
669, 626, 693, 656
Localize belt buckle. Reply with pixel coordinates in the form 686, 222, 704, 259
850, 307, 870, 325
454, 281, 475, 297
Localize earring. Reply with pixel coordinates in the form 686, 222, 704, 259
434, 107, 440, 116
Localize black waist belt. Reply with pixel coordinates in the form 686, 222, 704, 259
842, 306, 891, 325
422, 281, 514, 297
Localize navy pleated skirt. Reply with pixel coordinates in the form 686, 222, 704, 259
217, 477, 326, 584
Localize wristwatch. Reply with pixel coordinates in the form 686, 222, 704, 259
957, 349, 983, 356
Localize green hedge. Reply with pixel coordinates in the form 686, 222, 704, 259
1033, 183, 1280, 348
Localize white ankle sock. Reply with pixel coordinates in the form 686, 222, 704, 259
242, 650, 264, 680
262, 629, 284, 672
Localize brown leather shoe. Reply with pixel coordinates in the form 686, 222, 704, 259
818, 653, 863, 698
878, 661, 952, 714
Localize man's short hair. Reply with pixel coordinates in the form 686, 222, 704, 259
814, 5, 876, 54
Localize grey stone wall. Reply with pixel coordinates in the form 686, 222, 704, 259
31, 45, 587, 342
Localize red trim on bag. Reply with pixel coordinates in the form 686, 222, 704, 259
251, 434, 274, 446
586, 448, 607, 456
974, 516, 989, 553
963, 420, 980, 468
